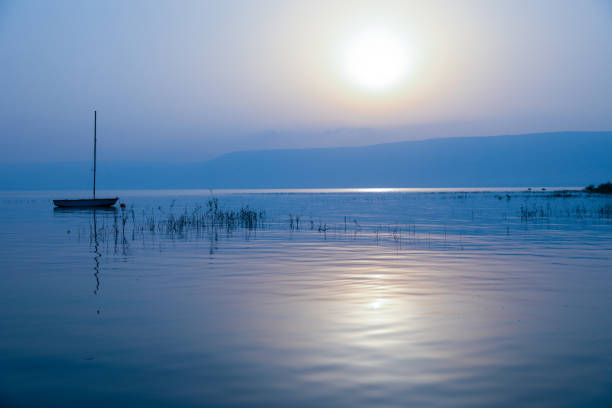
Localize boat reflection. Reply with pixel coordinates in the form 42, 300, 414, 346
53, 207, 118, 296
92, 209, 101, 295
53, 207, 118, 215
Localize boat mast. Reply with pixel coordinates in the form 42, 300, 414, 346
93, 110, 97, 199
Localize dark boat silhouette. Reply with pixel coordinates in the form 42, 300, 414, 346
53, 197, 117, 208
53, 111, 118, 208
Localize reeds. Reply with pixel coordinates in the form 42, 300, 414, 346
81, 192, 611, 258
520, 204, 551, 219
154, 199, 265, 234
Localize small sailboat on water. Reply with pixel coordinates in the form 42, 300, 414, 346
53, 111, 118, 208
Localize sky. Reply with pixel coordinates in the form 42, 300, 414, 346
1, 0, 611, 163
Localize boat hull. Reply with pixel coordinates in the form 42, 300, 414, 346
53, 198, 118, 208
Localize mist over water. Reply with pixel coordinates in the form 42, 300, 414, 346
2, 0, 612, 405
1, 189, 611, 407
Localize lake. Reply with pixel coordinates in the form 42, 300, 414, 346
1, 188, 611, 407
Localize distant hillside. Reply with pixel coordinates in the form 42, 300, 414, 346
1, 131, 611, 189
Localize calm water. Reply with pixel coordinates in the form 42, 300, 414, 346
1, 189, 611, 407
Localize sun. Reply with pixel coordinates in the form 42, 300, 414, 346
343, 29, 409, 91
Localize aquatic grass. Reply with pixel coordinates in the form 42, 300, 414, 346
520, 204, 552, 219
158, 202, 265, 235
599, 204, 612, 218
79, 192, 612, 257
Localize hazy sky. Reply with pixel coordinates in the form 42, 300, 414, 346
1, 0, 611, 162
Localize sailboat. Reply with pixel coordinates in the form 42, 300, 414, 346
53, 111, 118, 208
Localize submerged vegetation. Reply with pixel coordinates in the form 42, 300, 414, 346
89, 198, 266, 255
518, 202, 612, 220
79, 191, 612, 256
133, 198, 265, 235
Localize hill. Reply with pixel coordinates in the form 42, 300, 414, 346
1, 131, 610, 189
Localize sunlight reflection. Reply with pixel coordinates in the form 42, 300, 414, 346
368, 298, 387, 310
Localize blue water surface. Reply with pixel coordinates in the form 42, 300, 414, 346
1, 188, 611, 407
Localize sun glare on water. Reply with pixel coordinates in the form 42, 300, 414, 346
343, 29, 410, 91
